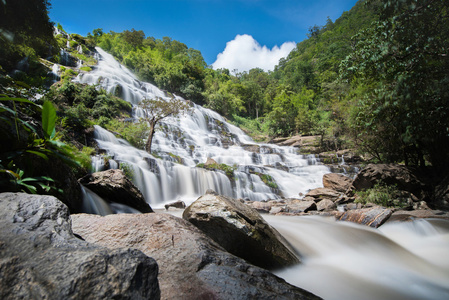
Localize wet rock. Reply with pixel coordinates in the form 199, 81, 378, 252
0, 193, 160, 299
316, 199, 336, 211
336, 206, 393, 228
287, 199, 317, 213
305, 187, 342, 202
242, 144, 261, 153
205, 157, 218, 166
387, 209, 449, 222
79, 169, 153, 213
323, 173, 353, 193
183, 193, 300, 270
72, 213, 320, 300
270, 206, 286, 214
164, 200, 186, 210
251, 201, 273, 213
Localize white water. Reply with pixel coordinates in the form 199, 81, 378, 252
267, 215, 449, 300
75, 47, 329, 208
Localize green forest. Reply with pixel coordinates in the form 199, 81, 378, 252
1, 0, 449, 198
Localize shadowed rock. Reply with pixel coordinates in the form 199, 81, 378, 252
0, 192, 160, 299
79, 169, 153, 213
183, 193, 300, 270
72, 213, 320, 300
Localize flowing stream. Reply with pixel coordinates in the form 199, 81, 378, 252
268, 215, 449, 300
75, 47, 329, 208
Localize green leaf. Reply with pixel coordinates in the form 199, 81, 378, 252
0, 97, 40, 107
25, 150, 49, 160
42, 101, 56, 139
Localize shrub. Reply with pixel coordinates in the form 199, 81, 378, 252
355, 182, 404, 208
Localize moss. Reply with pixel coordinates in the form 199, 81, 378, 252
257, 173, 278, 190
196, 162, 236, 180
80, 66, 92, 72
168, 152, 183, 164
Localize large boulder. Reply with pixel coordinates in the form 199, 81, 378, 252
349, 164, 428, 200
182, 192, 300, 270
0, 193, 160, 299
71, 213, 320, 300
79, 169, 153, 213
322, 173, 353, 193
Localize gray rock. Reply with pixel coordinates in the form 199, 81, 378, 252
0, 192, 160, 299
183, 193, 300, 270
72, 213, 320, 300
79, 169, 153, 213
251, 200, 273, 213
287, 200, 317, 213
164, 200, 186, 210
316, 199, 336, 211
305, 188, 341, 202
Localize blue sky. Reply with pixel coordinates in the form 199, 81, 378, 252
49, 0, 359, 71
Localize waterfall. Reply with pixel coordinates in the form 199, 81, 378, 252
267, 215, 449, 300
75, 47, 330, 208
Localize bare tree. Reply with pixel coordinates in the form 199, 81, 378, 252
138, 96, 191, 154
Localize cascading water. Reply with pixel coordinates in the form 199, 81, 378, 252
75, 47, 330, 208
267, 215, 449, 300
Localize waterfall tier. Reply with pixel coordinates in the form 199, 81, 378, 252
75, 47, 330, 207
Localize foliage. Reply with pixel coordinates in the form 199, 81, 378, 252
257, 173, 278, 190
355, 182, 405, 208
93, 31, 207, 103
0, 0, 57, 72
119, 162, 134, 181
341, 0, 449, 168
196, 162, 236, 179
44, 81, 132, 143
231, 114, 270, 142
138, 96, 191, 153
104, 119, 149, 149
0, 96, 80, 194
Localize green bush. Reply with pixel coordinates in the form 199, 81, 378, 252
355, 182, 403, 208
104, 119, 149, 149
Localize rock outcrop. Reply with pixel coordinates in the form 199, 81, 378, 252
322, 173, 353, 193
335, 206, 393, 228
303, 187, 342, 202
349, 164, 428, 200
79, 169, 153, 213
0, 192, 160, 299
72, 213, 320, 300
183, 192, 300, 270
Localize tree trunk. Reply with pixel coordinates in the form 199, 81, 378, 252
145, 121, 156, 154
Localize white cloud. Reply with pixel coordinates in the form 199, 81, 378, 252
212, 34, 296, 73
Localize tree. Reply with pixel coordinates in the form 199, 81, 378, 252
0, 0, 56, 71
121, 28, 145, 48
138, 97, 191, 153
341, 0, 449, 168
